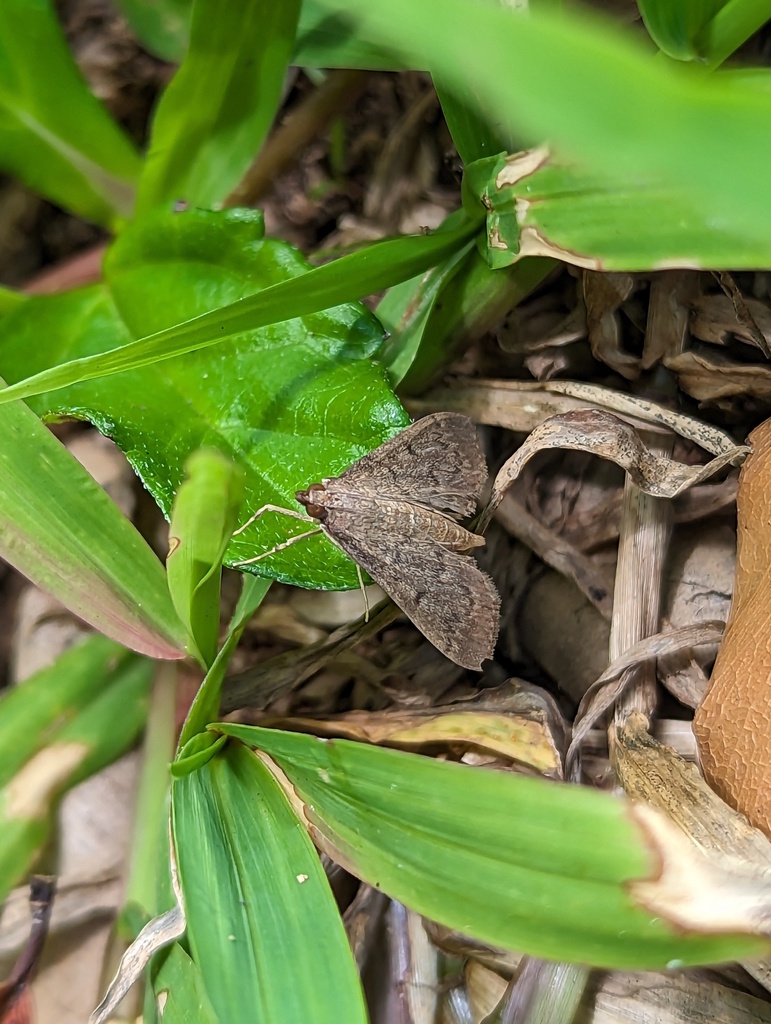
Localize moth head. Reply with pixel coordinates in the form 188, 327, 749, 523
296, 483, 327, 521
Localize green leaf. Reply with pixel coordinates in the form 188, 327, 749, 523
0, 0, 140, 225
0, 634, 130, 789
433, 77, 512, 164
178, 573, 271, 748
217, 724, 770, 970
151, 943, 220, 1024
696, 0, 771, 68
167, 449, 245, 667
314, 0, 771, 262
0, 213, 479, 413
0, 392, 187, 658
137, 0, 301, 213
171, 743, 367, 1024
0, 286, 26, 314
638, 0, 727, 60
113, 0, 192, 63
0, 207, 411, 589
464, 147, 771, 270
294, 0, 406, 69
379, 242, 553, 391
0, 656, 152, 902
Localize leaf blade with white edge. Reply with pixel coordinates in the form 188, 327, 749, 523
216, 724, 771, 969
316, 0, 771, 259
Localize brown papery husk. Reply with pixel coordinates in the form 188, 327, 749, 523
694, 418, 771, 840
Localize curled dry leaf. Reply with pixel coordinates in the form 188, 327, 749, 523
641, 270, 697, 370
712, 272, 771, 359
249, 681, 564, 776
480, 410, 748, 530
578, 969, 771, 1024
667, 349, 771, 402
90, 834, 186, 1024
583, 270, 639, 379
691, 292, 771, 353
413, 378, 741, 456
694, 418, 771, 839
567, 623, 725, 767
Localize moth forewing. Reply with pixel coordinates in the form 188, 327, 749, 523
243, 412, 501, 669
322, 412, 488, 517
316, 506, 500, 671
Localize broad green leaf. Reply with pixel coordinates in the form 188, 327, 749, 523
113, 0, 192, 63
217, 724, 770, 970
0, 393, 187, 659
178, 573, 271, 748
0, 207, 410, 589
0, 634, 130, 789
314, 0, 771, 261
171, 743, 367, 1024
0, 0, 140, 225
0, 286, 26, 314
0, 656, 152, 902
137, 0, 301, 213
638, 0, 727, 59
464, 147, 771, 270
0, 213, 479, 411
167, 449, 245, 667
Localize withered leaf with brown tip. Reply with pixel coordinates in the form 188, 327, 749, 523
296, 412, 500, 671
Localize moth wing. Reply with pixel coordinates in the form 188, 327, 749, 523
327, 412, 487, 518
322, 506, 500, 671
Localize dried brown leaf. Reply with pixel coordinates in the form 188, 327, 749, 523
481, 410, 747, 530
641, 270, 698, 370
413, 378, 741, 457
250, 681, 564, 776
576, 970, 771, 1024
583, 271, 639, 378
691, 292, 771, 352
713, 272, 771, 358
567, 623, 724, 766
667, 349, 771, 401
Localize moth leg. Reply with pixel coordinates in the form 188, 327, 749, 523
233, 503, 315, 536
355, 563, 370, 623
232, 527, 323, 566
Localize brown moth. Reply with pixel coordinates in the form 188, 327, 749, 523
234, 412, 500, 671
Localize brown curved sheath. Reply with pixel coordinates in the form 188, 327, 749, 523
693, 418, 771, 838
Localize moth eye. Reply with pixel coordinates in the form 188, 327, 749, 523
304, 502, 326, 520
